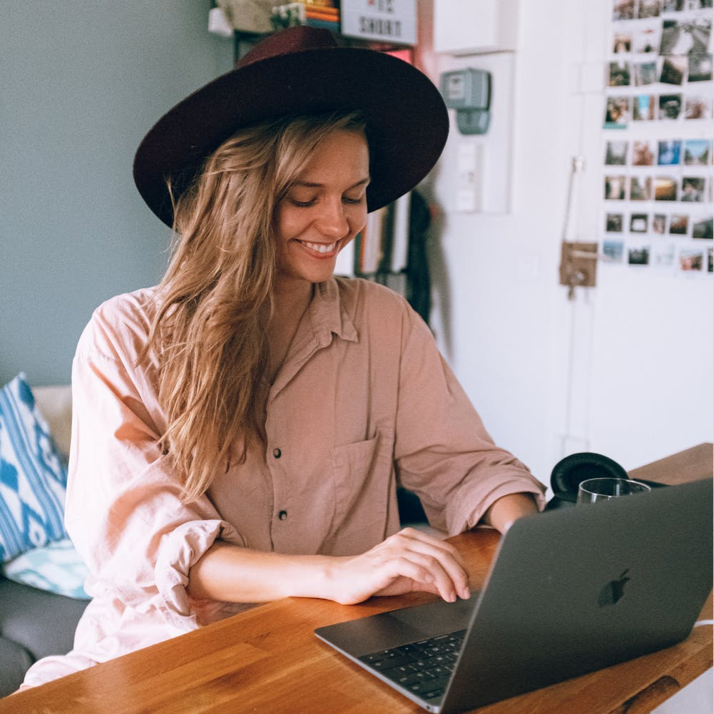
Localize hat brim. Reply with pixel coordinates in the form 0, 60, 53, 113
133, 47, 448, 227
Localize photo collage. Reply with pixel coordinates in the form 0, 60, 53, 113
604, 0, 713, 273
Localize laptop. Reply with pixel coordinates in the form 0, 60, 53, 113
315, 478, 713, 713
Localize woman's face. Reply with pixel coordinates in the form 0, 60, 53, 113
275, 129, 369, 288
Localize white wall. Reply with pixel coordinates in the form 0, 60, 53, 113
418, 0, 713, 485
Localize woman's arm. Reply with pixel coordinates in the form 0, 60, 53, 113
187, 527, 472, 606
480, 492, 540, 533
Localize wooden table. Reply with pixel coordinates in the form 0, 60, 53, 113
3, 444, 712, 714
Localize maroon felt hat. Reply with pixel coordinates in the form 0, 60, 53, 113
133, 26, 449, 227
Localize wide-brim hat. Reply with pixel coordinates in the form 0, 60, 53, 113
133, 26, 449, 227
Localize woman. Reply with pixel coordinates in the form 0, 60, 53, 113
22, 26, 545, 688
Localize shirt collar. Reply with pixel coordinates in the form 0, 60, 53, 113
310, 278, 358, 345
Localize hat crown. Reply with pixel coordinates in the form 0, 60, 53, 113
236, 26, 338, 69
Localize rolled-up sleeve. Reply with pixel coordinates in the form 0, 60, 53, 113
65, 299, 245, 631
393, 302, 546, 534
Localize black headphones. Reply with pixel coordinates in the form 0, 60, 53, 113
547, 452, 634, 509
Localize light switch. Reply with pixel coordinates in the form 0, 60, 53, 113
456, 142, 483, 212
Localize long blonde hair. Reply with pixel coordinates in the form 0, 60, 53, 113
144, 111, 366, 503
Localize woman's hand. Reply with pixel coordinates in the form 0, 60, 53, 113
324, 527, 471, 606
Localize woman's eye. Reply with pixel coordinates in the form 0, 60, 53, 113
343, 195, 365, 205
289, 198, 317, 208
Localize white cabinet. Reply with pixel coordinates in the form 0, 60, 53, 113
433, 0, 520, 55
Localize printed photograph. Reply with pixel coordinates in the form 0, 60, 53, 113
602, 240, 625, 263
684, 94, 713, 119
639, 0, 663, 17
658, 139, 682, 164
634, 94, 657, 120
660, 19, 711, 55
634, 61, 659, 85
613, 0, 636, 20
632, 140, 656, 165
630, 213, 649, 232
633, 21, 663, 52
629, 176, 653, 200
660, 55, 688, 84
609, 61, 631, 86
653, 213, 668, 233
688, 53, 713, 82
605, 175, 627, 200
651, 243, 676, 267
692, 216, 714, 239
669, 213, 690, 234
709, 247, 713, 273
683, 138, 711, 165
663, 0, 684, 10
679, 248, 703, 270
613, 31, 633, 53
606, 213, 625, 232
628, 244, 651, 265
681, 176, 706, 201
605, 97, 631, 127
655, 176, 679, 200
659, 94, 682, 119
605, 140, 629, 165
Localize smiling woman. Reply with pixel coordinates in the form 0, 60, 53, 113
19, 25, 545, 691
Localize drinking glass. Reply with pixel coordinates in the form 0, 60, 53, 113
577, 477, 651, 505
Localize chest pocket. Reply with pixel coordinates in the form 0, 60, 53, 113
330, 428, 396, 549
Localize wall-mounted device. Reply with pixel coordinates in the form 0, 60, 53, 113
439, 68, 491, 135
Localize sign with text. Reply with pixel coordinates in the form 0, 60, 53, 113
341, 0, 417, 45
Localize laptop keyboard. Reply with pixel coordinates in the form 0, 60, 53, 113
358, 630, 466, 701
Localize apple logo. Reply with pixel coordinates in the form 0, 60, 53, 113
598, 569, 631, 607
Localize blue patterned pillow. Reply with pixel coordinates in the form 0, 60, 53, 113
0, 373, 68, 563
2, 538, 90, 599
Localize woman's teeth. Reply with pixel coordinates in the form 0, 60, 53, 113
301, 241, 336, 254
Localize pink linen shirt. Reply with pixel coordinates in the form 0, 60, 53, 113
23, 276, 545, 687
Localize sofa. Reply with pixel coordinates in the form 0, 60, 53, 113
0, 385, 88, 698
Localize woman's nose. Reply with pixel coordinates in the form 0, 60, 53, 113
316, 199, 349, 238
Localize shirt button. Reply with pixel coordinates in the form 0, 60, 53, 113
273, 448, 282, 458
278, 510, 288, 520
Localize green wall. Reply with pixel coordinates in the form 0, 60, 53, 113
0, 1, 234, 385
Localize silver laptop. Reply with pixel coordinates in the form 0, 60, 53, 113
315, 478, 713, 713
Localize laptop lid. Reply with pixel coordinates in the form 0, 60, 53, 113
316, 478, 713, 714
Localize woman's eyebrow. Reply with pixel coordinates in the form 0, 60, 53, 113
292, 177, 371, 189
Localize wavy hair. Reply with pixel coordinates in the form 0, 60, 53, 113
143, 111, 366, 503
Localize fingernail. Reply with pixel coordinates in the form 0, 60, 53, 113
461, 588, 471, 600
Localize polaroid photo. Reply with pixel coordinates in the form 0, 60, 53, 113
632, 140, 656, 165
652, 213, 669, 233
640, 0, 663, 17
602, 239, 626, 263
651, 242, 676, 267
633, 20, 664, 53
708, 247, 713, 272
630, 213, 650, 232
659, 19, 709, 54
683, 139, 711, 165
669, 213, 690, 234
609, 61, 632, 86
628, 242, 651, 265
655, 175, 679, 200
604, 96, 632, 127
613, 31, 633, 53
679, 247, 704, 270
692, 216, 714, 239
613, 0, 636, 20
605, 175, 628, 200
684, 94, 713, 119
662, 0, 684, 10
606, 213, 625, 232
629, 176, 653, 200
692, 18, 712, 54
658, 139, 682, 165
660, 55, 688, 84
634, 60, 659, 85
634, 94, 657, 120
688, 54, 713, 82
659, 94, 683, 119
605, 140, 629, 165
681, 176, 706, 201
